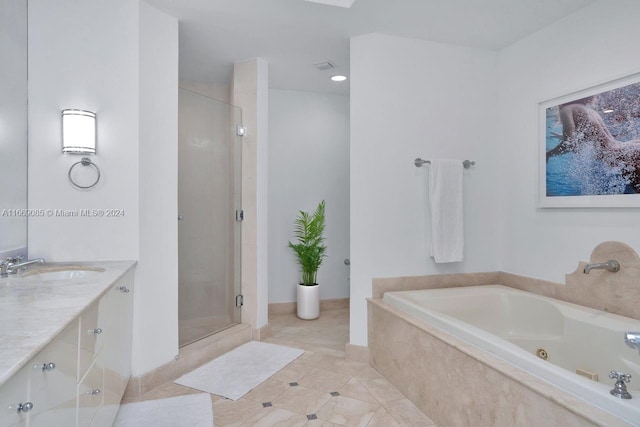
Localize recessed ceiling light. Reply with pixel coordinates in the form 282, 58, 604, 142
331, 75, 347, 82
305, 0, 357, 8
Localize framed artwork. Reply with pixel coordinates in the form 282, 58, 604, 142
539, 72, 640, 208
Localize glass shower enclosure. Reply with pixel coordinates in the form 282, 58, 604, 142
178, 88, 242, 347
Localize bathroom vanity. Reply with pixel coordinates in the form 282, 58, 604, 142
0, 261, 136, 427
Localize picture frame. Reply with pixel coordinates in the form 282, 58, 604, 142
538, 72, 640, 208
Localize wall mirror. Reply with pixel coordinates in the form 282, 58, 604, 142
0, 0, 28, 257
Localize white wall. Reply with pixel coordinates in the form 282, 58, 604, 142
350, 33, 501, 346
268, 89, 350, 303
0, 0, 27, 255
28, 0, 179, 376
497, 0, 640, 282
28, 0, 139, 261
135, 1, 179, 376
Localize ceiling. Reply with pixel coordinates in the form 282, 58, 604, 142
145, 0, 597, 95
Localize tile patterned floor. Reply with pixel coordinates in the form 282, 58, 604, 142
127, 308, 437, 426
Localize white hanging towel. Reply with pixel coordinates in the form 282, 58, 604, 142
428, 159, 464, 263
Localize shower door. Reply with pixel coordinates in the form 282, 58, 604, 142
178, 88, 242, 347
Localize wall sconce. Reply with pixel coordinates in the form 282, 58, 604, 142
62, 109, 96, 154
62, 109, 101, 189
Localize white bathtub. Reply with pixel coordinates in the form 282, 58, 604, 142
383, 285, 640, 425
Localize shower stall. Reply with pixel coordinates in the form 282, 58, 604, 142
178, 87, 243, 347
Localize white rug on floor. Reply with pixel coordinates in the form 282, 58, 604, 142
174, 341, 304, 401
113, 393, 213, 427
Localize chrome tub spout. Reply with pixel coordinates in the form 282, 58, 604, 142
583, 259, 620, 274
626, 332, 640, 354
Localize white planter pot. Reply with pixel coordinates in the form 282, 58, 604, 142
297, 283, 319, 320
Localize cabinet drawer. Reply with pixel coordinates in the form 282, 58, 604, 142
79, 297, 106, 378
100, 274, 135, 427
77, 352, 104, 427
0, 366, 29, 427
105, 276, 134, 398
29, 320, 79, 427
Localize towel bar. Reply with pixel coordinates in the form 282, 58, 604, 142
414, 158, 475, 169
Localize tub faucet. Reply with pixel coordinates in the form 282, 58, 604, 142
625, 332, 640, 354
583, 259, 620, 274
609, 371, 632, 399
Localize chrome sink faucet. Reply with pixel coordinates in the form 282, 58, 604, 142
0, 257, 45, 277
583, 259, 620, 274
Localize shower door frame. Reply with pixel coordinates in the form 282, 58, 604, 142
177, 88, 243, 348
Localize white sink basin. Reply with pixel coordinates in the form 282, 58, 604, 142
32, 270, 102, 280
23, 267, 105, 280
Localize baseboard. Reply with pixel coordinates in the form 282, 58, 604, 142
345, 343, 369, 363
252, 323, 272, 341
268, 298, 350, 316
320, 298, 350, 311
268, 301, 297, 315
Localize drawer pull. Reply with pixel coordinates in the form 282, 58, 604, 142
93, 328, 103, 335
117, 286, 130, 293
17, 402, 34, 413
42, 362, 56, 372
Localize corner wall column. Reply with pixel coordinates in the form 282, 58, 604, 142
232, 58, 270, 339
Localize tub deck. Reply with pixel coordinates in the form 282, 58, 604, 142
369, 285, 640, 427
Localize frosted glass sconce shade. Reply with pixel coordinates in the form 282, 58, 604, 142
62, 109, 96, 154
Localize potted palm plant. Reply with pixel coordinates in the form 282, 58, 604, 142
288, 200, 327, 320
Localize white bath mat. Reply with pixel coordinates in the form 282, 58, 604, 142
174, 341, 304, 400
113, 393, 213, 427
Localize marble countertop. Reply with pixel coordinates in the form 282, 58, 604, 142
0, 260, 137, 387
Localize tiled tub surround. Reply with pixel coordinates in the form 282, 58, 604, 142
0, 260, 136, 385
384, 285, 640, 424
372, 241, 640, 321
368, 299, 631, 427
368, 241, 640, 427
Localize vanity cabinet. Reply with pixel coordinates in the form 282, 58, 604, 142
0, 367, 29, 426
77, 352, 105, 427
79, 298, 107, 379
0, 268, 135, 427
0, 319, 78, 427
28, 320, 79, 427
96, 271, 134, 426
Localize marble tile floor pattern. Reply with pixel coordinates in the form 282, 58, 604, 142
124, 308, 437, 426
